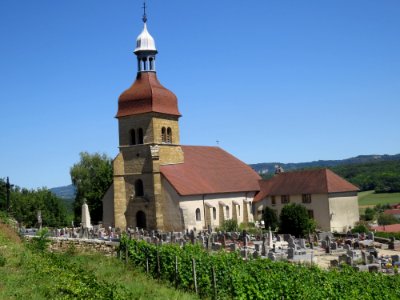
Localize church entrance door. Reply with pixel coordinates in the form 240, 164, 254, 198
136, 211, 146, 229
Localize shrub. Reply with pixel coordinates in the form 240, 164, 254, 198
351, 223, 369, 234
219, 219, 238, 232
262, 207, 278, 230
0, 253, 6, 267
29, 228, 51, 252
377, 213, 399, 226
279, 203, 314, 237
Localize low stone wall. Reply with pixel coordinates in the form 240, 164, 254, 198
25, 236, 120, 256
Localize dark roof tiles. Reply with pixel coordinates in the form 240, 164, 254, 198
254, 169, 359, 202
160, 146, 261, 196
117, 72, 181, 118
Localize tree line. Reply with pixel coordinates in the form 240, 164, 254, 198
331, 160, 400, 193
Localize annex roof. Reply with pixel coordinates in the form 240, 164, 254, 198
372, 224, 400, 233
117, 72, 181, 118
384, 209, 400, 215
160, 146, 261, 196
253, 169, 359, 202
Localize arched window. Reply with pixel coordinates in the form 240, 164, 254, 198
213, 207, 217, 220
238, 205, 240, 216
195, 208, 201, 221
167, 127, 172, 144
138, 128, 144, 144
161, 127, 166, 143
135, 179, 144, 197
142, 58, 147, 71
149, 57, 154, 70
225, 206, 230, 219
130, 129, 136, 145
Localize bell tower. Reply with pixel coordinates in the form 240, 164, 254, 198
113, 4, 184, 230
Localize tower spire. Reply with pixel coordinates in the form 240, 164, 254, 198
142, 1, 147, 23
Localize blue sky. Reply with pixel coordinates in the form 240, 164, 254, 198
1, 0, 399, 189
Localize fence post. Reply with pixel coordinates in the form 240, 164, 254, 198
212, 266, 217, 299
125, 244, 128, 265
157, 249, 161, 279
175, 255, 178, 288
192, 258, 198, 294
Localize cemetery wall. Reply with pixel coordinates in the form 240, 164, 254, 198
26, 236, 119, 256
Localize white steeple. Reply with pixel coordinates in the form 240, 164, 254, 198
134, 23, 157, 53
134, 1, 157, 72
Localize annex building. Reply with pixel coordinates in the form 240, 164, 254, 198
253, 169, 360, 232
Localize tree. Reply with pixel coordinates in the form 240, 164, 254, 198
10, 187, 69, 227
279, 203, 315, 237
70, 152, 113, 224
262, 207, 278, 230
0, 178, 6, 211
377, 213, 399, 226
364, 207, 376, 221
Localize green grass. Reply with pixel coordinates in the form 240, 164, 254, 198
358, 190, 400, 207
0, 223, 197, 300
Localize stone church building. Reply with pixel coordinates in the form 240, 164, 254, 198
102, 10, 360, 233
102, 17, 261, 231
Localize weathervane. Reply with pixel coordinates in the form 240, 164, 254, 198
142, 1, 147, 23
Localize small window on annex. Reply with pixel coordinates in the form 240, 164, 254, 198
307, 210, 314, 219
195, 208, 201, 221
302, 194, 312, 203
271, 196, 276, 206
225, 206, 230, 219
213, 207, 217, 220
135, 179, 144, 197
281, 195, 290, 204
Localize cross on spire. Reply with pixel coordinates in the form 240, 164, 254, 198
142, 1, 148, 23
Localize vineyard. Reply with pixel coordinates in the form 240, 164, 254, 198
120, 235, 400, 299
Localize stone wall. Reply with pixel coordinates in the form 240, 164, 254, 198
26, 236, 119, 256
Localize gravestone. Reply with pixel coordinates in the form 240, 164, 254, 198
268, 252, 276, 261
299, 239, 306, 249
391, 255, 400, 263
368, 264, 380, 273
361, 251, 367, 265
367, 232, 374, 241
288, 237, 296, 249
287, 247, 294, 259
367, 255, 374, 264
344, 244, 351, 251
339, 254, 348, 264
330, 242, 338, 250
321, 240, 328, 249
330, 260, 339, 268
253, 250, 260, 259
229, 243, 238, 252
346, 256, 353, 266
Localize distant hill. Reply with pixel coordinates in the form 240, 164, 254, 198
250, 154, 400, 176
50, 184, 76, 201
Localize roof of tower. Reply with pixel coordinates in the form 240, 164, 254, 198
117, 72, 181, 117
253, 168, 359, 202
160, 146, 261, 196
134, 23, 157, 53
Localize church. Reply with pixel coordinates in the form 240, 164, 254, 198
102, 12, 261, 231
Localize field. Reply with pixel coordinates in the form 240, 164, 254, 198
358, 190, 400, 213
0, 223, 197, 300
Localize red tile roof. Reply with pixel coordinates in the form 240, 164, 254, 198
384, 209, 400, 215
254, 169, 359, 202
117, 72, 181, 118
160, 146, 261, 196
372, 224, 400, 233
